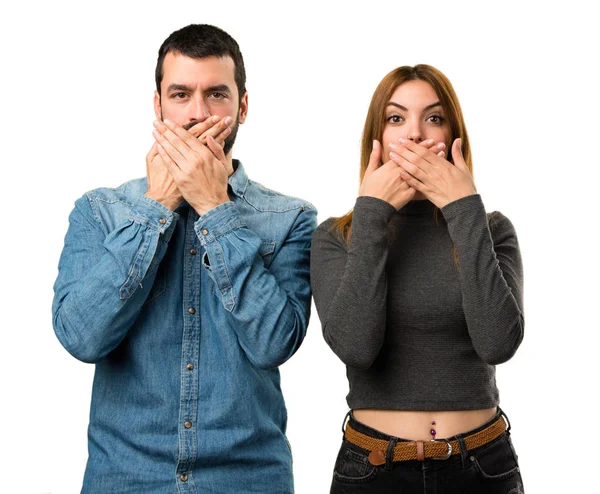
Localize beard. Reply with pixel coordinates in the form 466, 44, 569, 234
180, 116, 240, 156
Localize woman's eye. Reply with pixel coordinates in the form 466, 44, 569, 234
428, 115, 444, 124
386, 115, 402, 123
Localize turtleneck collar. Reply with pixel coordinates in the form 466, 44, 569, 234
397, 199, 437, 215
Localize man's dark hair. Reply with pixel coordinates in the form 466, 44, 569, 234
155, 24, 246, 102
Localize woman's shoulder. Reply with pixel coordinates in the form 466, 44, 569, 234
316, 216, 337, 231
486, 210, 518, 242
313, 217, 348, 245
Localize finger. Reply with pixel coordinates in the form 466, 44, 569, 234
206, 135, 227, 164
158, 119, 205, 156
451, 138, 468, 171
398, 167, 426, 192
398, 138, 441, 167
152, 128, 186, 165
364, 140, 382, 176
146, 142, 159, 162
212, 126, 231, 146
418, 139, 436, 150
185, 115, 222, 138
390, 151, 427, 182
389, 151, 427, 182
155, 142, 181, 178
198, 116, 233, 145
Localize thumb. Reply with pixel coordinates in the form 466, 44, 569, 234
365, 140, 382, 176
206, 135, 230, 172
452, 138, 468, 171
146, 142, 159, 163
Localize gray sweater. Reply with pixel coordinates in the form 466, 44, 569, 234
310, 194, 524, 410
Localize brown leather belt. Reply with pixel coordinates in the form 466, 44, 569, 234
344, 415, 507, 466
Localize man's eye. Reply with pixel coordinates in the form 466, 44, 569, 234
172, 92, 188, 99
386, 115, 402, 123
210, 92, 226, 99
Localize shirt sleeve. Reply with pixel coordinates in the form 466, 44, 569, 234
310, 196, 396, 369
194, 201, 317, 370
52, 193, 178, 363
441, 194, 524, 364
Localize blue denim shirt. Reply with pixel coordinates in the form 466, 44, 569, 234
52, 161, 317, 493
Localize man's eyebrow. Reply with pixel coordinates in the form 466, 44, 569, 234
166, 83, 233, 95
204, 84, 232, 94
386, 101, 443, 112
167, 83, 193, 93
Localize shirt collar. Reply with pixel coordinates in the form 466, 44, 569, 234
228, 159, 249, 198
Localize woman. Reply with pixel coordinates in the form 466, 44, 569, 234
310, 65, 524, 493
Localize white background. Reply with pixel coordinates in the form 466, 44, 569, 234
0, 1, 598, 492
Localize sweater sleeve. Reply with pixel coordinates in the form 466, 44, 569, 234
310, 196, 396, 369
441, 194, 524, 365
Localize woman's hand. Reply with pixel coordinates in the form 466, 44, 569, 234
359, 140, 416, 210
389, 138, 476, 209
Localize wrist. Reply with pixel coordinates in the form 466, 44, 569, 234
144, 191, 181, 211
193, 197, 231, 217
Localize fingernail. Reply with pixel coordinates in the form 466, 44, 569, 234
399, 137, 408, 144
426, 139, 434, 145
437, 143, 446, 150
390, 151, 399, 159
224, 116, 233, 125
212, 115, 219, 122
389, 143, 397, 149
164, 119, 173, 126
152, 129, 159, 138
153, 120, 161, 128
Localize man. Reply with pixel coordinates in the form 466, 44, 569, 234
52, 24, 316, 493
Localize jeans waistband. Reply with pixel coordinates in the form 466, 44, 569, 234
345, 407, 508, 443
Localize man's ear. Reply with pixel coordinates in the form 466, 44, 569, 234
153, 90, 162, 120
238, 91, 248, 124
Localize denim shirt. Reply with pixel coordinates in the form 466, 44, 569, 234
52, 161, 317, 493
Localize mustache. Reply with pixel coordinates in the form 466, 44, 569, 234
183, 120, 201, 131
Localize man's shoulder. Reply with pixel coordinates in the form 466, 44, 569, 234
243, 178, 316, 214
84, 177, 148, 206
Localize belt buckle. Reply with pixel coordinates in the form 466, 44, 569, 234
430, 438, 453, 460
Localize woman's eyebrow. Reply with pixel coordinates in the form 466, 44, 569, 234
386, 101, 442, 111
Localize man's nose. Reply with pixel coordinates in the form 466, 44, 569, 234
188, 98, 211, 123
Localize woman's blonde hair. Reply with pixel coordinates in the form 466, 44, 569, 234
332, 64, 472, 243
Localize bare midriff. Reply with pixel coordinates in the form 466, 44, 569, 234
352, 408, 497, 441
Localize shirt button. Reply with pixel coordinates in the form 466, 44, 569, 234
188, 307, 196, 315
180, 473, 188, 482
190, 249, 197, 255
159, 218, 166, 225
186, 363, 194, 371
201, 228, 209, 236
184, 421, 192, 429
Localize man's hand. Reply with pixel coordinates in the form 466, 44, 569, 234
144, 116, 232, 211
144, 141, 183, 211
152, 119, 230, 216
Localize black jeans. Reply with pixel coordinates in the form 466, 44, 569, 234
330, 409, 524, 494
